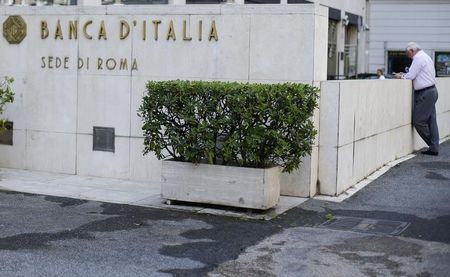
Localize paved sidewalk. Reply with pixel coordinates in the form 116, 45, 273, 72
0, 168, 306, 220
0, 140, 448, 276
0, 139, 448, 220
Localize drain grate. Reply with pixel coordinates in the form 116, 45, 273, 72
320, 216, 410, 235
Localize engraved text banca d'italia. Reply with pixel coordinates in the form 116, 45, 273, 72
39, 18, 219, 72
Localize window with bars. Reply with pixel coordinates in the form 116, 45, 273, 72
344, 44, 356, 78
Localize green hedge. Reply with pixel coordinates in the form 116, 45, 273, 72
139, 80, 318, 173
0, 77, 14, 131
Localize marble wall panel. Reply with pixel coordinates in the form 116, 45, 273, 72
77, 75, 131, 136
337, 81, 358, 147
336, 143, 354, 195
130, 76, 147, 138
317, 145, 337, 195
436, 78, 450, 114
280, 154, 312, 197
249, 14, 315, 82
76, 134, 130, 179
348, 80, 412, 143
25, 72, 78, 133
319, 81, 340, 147
129, 137, 161, 183
0, 130, 26, 169
437, 112, 450, 141
26, 131, 76, 174
309, 145, 319, 197
436, 78, 450, 142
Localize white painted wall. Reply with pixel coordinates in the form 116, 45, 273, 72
318, 77, 450, 196
0, 4, 328, 197
368, 0, 450, 73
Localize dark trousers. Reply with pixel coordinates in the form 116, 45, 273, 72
413, 86, 439, 152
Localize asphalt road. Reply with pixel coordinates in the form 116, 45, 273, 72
0, 141, 449, 276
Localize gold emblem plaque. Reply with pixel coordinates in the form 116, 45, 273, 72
3, 15, 27, 44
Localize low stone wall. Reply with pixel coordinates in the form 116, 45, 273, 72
318, 77, 450, 196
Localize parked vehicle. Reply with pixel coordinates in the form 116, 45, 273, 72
347, 73, 393, 80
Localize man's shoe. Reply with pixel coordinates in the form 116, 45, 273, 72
421, 150, 439, 156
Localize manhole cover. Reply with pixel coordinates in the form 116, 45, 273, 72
320, 216, 410, 235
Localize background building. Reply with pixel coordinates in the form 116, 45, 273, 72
367, 0, 450, 76
302, 0, 367, 80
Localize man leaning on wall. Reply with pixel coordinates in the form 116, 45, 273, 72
394, 42, 440, 156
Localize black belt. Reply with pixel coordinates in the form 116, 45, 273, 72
415, 85, 435, 93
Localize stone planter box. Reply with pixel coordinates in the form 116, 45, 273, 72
161, 160, 281, 210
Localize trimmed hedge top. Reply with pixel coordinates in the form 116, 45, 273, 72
139, 80, 318, 173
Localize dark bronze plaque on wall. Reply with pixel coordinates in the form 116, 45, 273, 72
0, 121, 13, 145
93, 126, 115, 152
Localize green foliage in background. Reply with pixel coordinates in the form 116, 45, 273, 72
139, 80, 318, 173
0, 77, 14, 131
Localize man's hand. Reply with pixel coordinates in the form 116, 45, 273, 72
393, 72, 403, 79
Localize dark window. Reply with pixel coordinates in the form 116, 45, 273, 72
387, 51, 411, 74
93, 127, 115, 153
345, 12, 360, 26
435, 52, 450, 77
327, 7, 341, 21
